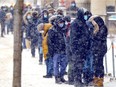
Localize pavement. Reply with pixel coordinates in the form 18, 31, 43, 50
0, 34, 116, 87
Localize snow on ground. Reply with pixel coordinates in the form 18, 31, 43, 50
104, 35, 116, 76
0, 34, 116, 87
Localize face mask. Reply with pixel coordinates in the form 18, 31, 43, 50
71, 3, 75, 7
58, 23, 64, 28
44, 15, 48, 18
84, 15, 88, 21
10, 8, 13, 10
49, 13, 52, 17
3, 8, 6, 11
65, 22, 68, 25
27, 15, 32, 20
86, 21, 94, 29
39, 30, 44, 33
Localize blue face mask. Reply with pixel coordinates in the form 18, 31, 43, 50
58, 23, 64, 28
71, 3, 75, 7
44, 15, 48, 18
10, 8, 13, 10
27, 15, 32, 20
86, 21, 94, 29
84, 15, 88, 21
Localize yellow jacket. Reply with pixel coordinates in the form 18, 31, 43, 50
42, 23, 52, 60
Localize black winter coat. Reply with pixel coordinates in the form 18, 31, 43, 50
92, 25, 107, 57
47, 26, 66, 58
70, 19, 89, 61
91, 17, 108, 57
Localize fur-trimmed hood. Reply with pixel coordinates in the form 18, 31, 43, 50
23, 11, 32, 25
88, 15, 99, 34
23, 11, 39, 25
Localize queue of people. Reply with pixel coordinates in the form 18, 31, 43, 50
37, 7, 107, 87
0, 4, 108, 87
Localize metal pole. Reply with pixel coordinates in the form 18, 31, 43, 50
105, 55, 108, 74
112, 41, 115, 77
115, 0, 116, 12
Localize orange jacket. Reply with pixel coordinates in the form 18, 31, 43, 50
42, 23, 52, 60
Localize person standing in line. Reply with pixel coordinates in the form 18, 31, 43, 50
82, 11, 94, 86
0, 6, 6, 37
26, 11, 42, 57
47, 16, 68, 84
70, 8, 89, 87
88, 16, 108, 87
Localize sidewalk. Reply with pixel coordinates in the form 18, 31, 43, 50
22, 49, 116, 87
0, 34, 116, 87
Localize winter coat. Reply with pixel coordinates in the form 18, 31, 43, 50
42, 23, 52, 60
90, 16, 108, 57
47, 26, 66, 58
25, 11, 42, 41
70, 9, 89, 61
27, 18, 41, 40
0, 9, 6, 22
23, 11, 32, 25
42, 17, 49, 23
23, 11, 32, 48
65, 23, 72, 62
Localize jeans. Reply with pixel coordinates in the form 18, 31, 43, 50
45, 57, 53, 76
68, 61, 74, 82
0, 21, 5, 37
22, 37, 26, 49
6, 20, 12, 34
53, 54, 68, 77
83, 51, 94, 83
38, 46, 43, 63
31, 39, 38, 57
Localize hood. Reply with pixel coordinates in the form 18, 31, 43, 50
32, 11, 39, 16
43, 23, 52, 35
76, 8, 85, 21
37, 23, 52, 35
37, 23, 44, 32
49, 15, 58, 25
84, 10, 92, 20
88, 16, 100, 34
55, 16, 65, 29
94, 16, 104, 28
23, 11, 32, 25
32, 11, 39, 19
42, 9, 49, 17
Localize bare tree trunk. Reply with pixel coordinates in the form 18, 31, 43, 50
12, 0, 23, 87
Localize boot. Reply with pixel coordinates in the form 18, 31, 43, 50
74, 82, 85, 87
68, 81, 74, 85
60, 77, 67, 82
60, 77, 68, 84
39, 54, 43, 63
97, 78, 104, 87
55, 76, 62, 84
94, 78, 104, 87
43, 75, 52, 78
88, 81, 94, 86
94, 77, 98, 86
